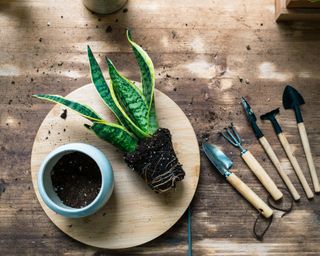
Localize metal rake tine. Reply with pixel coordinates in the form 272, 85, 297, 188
221, 129, 238, 147
230, 123, 242, 144
225, 127, 240, 146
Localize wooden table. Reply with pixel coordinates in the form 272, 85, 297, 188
1, 0, 320, 255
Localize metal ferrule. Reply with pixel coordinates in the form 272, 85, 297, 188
239, 146, 247, 155
224, 170, 232, 177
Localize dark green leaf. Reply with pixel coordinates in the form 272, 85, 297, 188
87, 46, 127, 125
91, 122, 137, 152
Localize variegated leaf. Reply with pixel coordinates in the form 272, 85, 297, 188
33, 94, 102, 122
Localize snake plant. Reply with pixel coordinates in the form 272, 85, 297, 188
34, 30, 185, 193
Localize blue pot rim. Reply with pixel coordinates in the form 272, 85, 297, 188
38, 143, 114, 218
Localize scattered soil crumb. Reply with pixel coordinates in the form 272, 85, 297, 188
60, 109, 67, 119
58, 62, 63, 66
123, 8, 128, 13
0, 179, 6, 195
106, 25, 112, 33
201, 132, 210, 141
39, 38, 42, 42
246, 45, 251, 50
245, 79, 250, 84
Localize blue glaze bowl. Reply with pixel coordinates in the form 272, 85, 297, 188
38, 143, 114, 218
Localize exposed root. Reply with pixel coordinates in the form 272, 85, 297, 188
124, 128, 185, 193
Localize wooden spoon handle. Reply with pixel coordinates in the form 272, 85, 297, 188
298, 122, 320, 193
278, 132, 314, 199
226, 172, 273, 218
242, 151, 283, 201
259, 136, 300, 201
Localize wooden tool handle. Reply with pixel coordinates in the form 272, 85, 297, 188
298, 122, 320, 193
259, 136, 301, 201
242, 151, 283, 201
226, 173, 273, 218
278, 132, 314, 199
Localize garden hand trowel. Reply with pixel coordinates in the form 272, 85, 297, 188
261, 108, 314, 199
203, 143, 273, 218
283, 85, 320, 192
241, 97, 300, 201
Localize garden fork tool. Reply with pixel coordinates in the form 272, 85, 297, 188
261, 108, 314, 199
221, 123, 283, 201
283, 85, 320, 192
241, 97, 300, 201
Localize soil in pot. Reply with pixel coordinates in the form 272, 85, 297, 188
51, 152, 102, 208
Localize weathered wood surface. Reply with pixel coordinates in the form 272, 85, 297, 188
0, 0, 320, 255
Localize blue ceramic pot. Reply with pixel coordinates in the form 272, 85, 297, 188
38, 143, 114, 218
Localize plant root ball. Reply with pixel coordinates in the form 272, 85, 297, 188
124, 128, 185, 193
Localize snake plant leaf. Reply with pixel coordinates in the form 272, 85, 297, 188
90, 122, 137, 152
106, 58, 150, 135
127, 30, 158, 133
87, 46, 127, 126
33, 94, 102, 122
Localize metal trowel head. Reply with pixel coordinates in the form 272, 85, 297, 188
283, 85, 305, 110
283, 85, 305, 123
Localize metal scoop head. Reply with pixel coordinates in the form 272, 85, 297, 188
283, 85, 305, 123
202, 143, 233, 177
283, 85, 305, 109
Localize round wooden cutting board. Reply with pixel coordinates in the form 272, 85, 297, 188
31, 84, 200, 249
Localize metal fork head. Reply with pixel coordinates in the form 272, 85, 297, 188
220, 123, 247, 154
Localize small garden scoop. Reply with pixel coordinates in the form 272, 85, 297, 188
220, 123, 283, 201
283, 85, 320, 193
203, 143, 273, 218
261, 108, 314, 199
241, 97, 300, 201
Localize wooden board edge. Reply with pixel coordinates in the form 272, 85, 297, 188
286, 0, 320, 9
276, 0, 320, 21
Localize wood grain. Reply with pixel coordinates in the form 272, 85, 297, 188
1, 0, 320, 255
259, 136, 301, 201
30, 84, 200, 249
278, 133, 314, 199
298, 122, 320, 192
242, 150, 283, 201
226, 172, 273, 218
